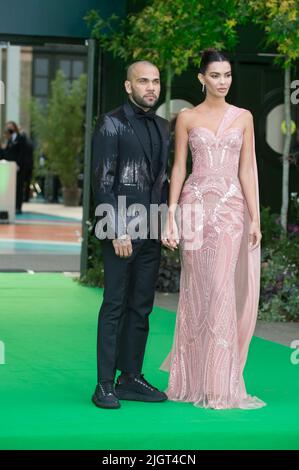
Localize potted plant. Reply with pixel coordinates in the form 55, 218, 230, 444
31, 70, 87, 206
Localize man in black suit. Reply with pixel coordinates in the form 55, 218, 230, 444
91, 61, 170, 409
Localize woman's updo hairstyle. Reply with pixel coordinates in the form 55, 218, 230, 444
199, 48, 231, 75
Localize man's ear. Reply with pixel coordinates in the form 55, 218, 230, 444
124, 80, 132, 94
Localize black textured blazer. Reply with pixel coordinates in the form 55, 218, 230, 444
92, 102, 170, 239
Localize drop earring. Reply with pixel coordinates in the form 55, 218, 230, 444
202, 83, 205, 93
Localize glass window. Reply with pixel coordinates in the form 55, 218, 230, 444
34, 77, 48, 96
59, 60, 71, 77
73, 60, 84, 78
35, 58, 49, 76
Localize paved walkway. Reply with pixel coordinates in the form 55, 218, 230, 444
21, 202, 82, 220
0, 201, 82, 271
0, 223, 81, 243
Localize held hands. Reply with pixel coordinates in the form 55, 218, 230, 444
162, 213, 179, 251
249, 220, 262, 250
112, 234, 132, 258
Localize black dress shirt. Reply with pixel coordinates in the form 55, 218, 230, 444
128, 99, 162, 180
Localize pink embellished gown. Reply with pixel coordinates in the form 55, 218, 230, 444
161, 105, 266, 409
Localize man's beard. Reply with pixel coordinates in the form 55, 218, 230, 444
131, 90, 159, 109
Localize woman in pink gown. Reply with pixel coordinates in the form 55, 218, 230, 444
161, 48, 266, 409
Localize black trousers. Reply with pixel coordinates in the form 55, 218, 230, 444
97, 239, 161, 382
23, 168, 33, 202
16, 172, 24, 212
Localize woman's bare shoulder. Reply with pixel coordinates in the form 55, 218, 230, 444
176, 106, 203, 127
234, 105, 253, 120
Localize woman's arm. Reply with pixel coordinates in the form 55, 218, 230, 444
162, 111, 189, 250
169, 112, 189, 207
238, 111, 262, 250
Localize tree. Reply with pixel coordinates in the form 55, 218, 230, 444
86, 0, 239, 121
31, 71, 87, 205
243, 0, 299, 233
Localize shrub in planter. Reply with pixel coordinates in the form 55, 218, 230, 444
79, 219, 105, 288
259, 235, 299, 321
31, 71, 87, 206
156, 246, 181, 293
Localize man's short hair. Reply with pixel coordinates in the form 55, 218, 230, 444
126, 61, 159, 80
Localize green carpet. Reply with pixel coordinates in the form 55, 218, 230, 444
0, 274, 298, 450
